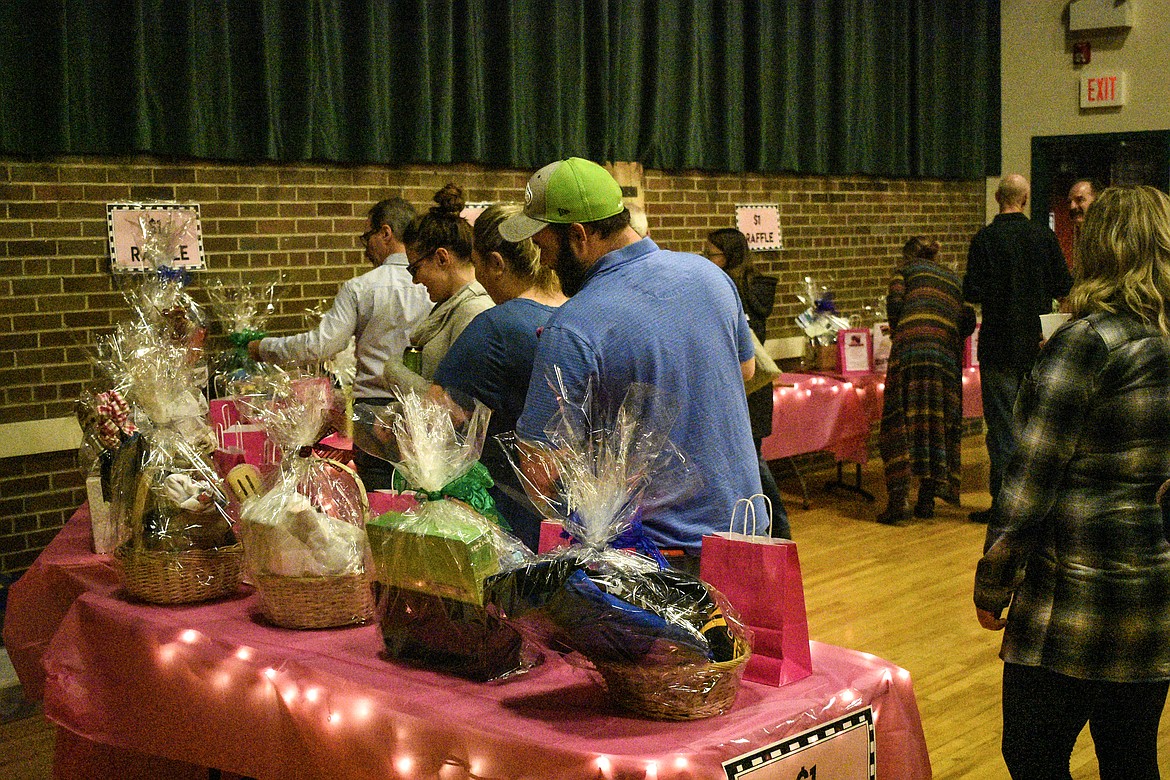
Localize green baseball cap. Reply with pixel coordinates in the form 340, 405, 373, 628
499, 157, 625, 243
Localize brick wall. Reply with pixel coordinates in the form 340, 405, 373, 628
0, 155, 984, 578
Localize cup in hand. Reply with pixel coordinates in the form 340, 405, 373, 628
1040, 312, 1071, 340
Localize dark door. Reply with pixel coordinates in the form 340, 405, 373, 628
1032, 131, 1170, 266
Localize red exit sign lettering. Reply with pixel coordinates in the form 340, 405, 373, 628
1080, 71, 1126, 108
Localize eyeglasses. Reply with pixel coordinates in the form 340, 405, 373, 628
406, 252, 436, 279
361, 227, 378, 244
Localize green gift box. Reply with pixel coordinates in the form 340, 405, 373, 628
366, 505, 500, 605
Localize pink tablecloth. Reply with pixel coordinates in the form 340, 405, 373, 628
760, 368, 983, 465
761, 373, 872, 463
9, 508, 932, 780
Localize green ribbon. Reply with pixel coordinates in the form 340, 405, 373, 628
228, 328, 268, 349
394, 462, 510, 532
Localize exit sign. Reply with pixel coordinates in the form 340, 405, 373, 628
1080, 71, 1126, 108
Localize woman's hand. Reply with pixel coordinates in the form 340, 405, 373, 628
976, 607, 1007, 631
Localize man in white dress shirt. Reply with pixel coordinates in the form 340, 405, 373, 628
248, 197, 431, 486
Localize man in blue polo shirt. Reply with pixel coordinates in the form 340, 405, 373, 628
500, 158, 765, 569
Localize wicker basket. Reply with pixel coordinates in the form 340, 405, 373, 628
591, 584, 751, 721
115, 543, 244, 605
250, 458, 374, 629
255, 572, 374, 629
594, 637, 750, 721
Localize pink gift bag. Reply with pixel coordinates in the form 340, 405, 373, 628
700, 495, 812, 686
537, 520, 571, 554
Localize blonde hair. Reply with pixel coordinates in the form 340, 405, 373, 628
1068, 185, 1170, 335
473, 203, 561, 294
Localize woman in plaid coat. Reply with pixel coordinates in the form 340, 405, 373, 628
974, 185, 1170, 779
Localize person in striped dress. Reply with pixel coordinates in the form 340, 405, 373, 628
877, 236, 976, 524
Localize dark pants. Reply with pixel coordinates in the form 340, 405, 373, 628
755, 439, 792, 539
1001, 663, 1169, 780
980, 364, 1021, 508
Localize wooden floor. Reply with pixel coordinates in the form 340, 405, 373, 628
3, 435, 1170, 778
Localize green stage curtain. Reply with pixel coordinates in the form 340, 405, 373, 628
0, 0, 999, 178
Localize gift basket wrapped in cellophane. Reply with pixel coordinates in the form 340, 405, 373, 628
232, 367, 373, 629
75, 385, 138, 554
203, 274, 280, 398
488, 373, 752, 720
354, 393, 535, 681
116, 208, 210, 391
795, 275, 852, 371
95, 320, 242, 604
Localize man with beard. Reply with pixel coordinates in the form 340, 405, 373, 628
1068, 178, 1098, 229
500, 158, 763, 571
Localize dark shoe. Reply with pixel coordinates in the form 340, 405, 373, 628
969, 509, 993, 524
913, 498, 935, 519
877, 507, 911, 526
938, 487, 962, 506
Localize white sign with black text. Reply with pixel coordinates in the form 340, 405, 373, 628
722, 707, 875, 780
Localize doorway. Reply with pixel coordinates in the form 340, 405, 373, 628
1031, 130, 1170, 265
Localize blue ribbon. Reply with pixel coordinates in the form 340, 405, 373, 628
561, 507, 669, 569
156, 265, 192, 286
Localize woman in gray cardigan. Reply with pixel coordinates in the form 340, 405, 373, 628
382, 183, 493, 392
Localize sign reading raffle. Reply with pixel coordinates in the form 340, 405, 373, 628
107, 202, 205, 272
722, 707, 875, 779
736, 205, 783, 251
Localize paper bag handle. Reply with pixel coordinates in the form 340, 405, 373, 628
729, 493, 773, 537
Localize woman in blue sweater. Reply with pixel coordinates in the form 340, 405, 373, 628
432, 204, 566, 551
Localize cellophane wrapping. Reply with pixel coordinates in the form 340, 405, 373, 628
75, 385, 138, 553
118, 209, 209, 387
204, 274, 280, 395
794, 275, 852, 347
233, 368, 368, 582
354, 393, 534, 681
108, 426, 235, 555
486, 374, 749, 714
92, 320, 234, 556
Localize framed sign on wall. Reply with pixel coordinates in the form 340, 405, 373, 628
106, 202, 205, 273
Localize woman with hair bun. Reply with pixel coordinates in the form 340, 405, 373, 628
430, 202, 567, 551
383, 183, 493, 389
877, 236, 975, 524
975, 186, 1170, 779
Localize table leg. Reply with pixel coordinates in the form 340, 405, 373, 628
825, 462, 875, 502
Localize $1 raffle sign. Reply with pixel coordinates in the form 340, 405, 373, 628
736, 205, 783, 251
722, 708, 875, 779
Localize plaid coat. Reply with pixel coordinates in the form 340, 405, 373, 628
975, 310, 1170, 682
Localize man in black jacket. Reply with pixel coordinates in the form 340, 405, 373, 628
963, 174, 1073, 523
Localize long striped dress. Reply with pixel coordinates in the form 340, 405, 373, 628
879, 260, 969, 503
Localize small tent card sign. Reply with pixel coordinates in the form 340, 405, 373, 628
735, 204, 783, 251
838, 328, 873, 373
107, 203, 205, 273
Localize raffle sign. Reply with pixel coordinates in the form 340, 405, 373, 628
107, 203, 205, 272
723, 708, 876, 779
736, 205, 783, 251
